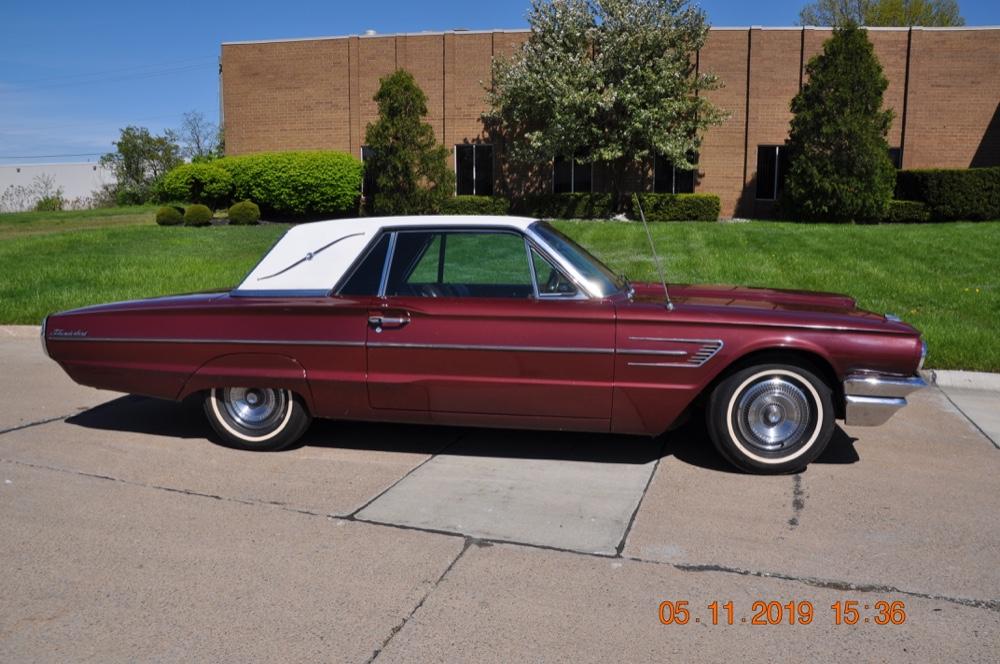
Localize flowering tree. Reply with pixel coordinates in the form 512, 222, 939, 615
486, 0, 726, 208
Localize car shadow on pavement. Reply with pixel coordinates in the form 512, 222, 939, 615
66, 395, 858, 470
658, 414, 860, 474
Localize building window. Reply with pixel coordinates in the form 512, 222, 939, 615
361, 145, 378, 196
553, 156, 592, 194
654, 154, 697, 194
455, 144, 494, 196
888, 147, 902, 169
755, 145, 789, 200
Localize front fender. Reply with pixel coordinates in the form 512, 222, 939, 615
177, 353, 316, 412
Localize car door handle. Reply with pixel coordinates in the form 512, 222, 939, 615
368, 315, 410, 330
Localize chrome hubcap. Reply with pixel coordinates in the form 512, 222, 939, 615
736, 377, 811, 452
221, 387, 287, 431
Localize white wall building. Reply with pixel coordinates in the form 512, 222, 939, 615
0, 162, 116, 211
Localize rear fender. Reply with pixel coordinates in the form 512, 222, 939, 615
177, 353, 315, 412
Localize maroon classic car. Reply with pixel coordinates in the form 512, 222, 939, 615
43, 216, 926, 473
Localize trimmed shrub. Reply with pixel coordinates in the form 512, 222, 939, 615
439, 195, 510, 216
155, 205, 183, 226
183, 204, 213, 227
159, 162, 234, 208
515, 193, 615, 219
895, 167, 1000, 221
369, 192, 447, 216
882, 200, 930, 224
216, 151, 362, 219
228, 200, 261, 225
629, 193, 720, 222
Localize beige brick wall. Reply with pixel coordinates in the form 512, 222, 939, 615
699, 29, 750, 218
221, 27, 1000, 217
905, 29, 1000, 169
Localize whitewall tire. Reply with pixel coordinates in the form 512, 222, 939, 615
706, 364, 834, 474
204, 387, 311, 451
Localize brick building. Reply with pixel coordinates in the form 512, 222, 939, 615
220, 26, 1000, 218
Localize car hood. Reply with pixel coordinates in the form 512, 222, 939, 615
627, 282, 914, 334
663, 283, 859, 313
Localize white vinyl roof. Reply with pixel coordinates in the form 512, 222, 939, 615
237, 215, 540, 293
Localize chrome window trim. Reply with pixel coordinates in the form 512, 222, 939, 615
524, 236, 540, 299
524, 223, 606, 299
526, 240, 587, 301
372, 225, 592, 301
377, 232, 399, 297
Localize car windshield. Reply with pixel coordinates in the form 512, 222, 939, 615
530, 221, 627, 297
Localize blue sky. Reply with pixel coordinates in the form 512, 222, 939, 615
2, 0, 997, 164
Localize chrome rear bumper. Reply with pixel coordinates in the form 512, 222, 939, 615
843, 373, 927, 426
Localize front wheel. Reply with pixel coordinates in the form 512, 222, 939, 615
706, 364, 834, 474
204, 387, 311, 451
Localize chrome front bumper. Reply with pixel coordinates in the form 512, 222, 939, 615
843, 373, 927, 426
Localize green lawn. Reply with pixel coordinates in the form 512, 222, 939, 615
0, 205, 157, 239
556, 219, 999, 372
0, 208, 997, 371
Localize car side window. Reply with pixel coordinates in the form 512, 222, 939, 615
386, 231, 533, 299
338, 234, 390, 295
531, 246, 578, 297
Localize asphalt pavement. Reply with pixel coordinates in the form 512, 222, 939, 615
1, 326, 997, 662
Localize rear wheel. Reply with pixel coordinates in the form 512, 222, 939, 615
203, 387, 311, 451
706, 364, 834, 474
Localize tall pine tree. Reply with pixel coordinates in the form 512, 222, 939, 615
365, 70, 454, 215
783, 23, 896, 222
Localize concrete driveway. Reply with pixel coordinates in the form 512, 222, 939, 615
1, 327, 997, 662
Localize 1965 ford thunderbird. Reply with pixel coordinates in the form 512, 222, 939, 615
43, 215, 927, 473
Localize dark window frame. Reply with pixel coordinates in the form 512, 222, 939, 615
455, 143, 494, 196
552, 156, 593, 194
360, 145, 378, 196
755, 145, 788, 201
653, 154, 697, 194
335, 226, 596, 300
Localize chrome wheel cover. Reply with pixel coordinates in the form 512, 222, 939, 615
221, 387, 288, 432
735, 377, 812, 453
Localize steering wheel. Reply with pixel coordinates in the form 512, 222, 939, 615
544, 269, 561, 294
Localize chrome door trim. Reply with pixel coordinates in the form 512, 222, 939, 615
46, 336, 365, 347
367, 341, 613, 354
616, 349, 688, 356
622, 337, 724, 368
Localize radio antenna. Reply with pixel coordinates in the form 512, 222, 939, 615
632, 194, 673, 311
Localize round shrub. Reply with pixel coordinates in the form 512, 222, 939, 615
155, 205, 184, 226
160, 163, 234, 208
215, 151, 362, 219
228, 200, 261, 225
183, 204, 214, 227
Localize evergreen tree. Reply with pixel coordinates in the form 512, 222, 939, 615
784, 23, 896, 222
365, 70, 454, 215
